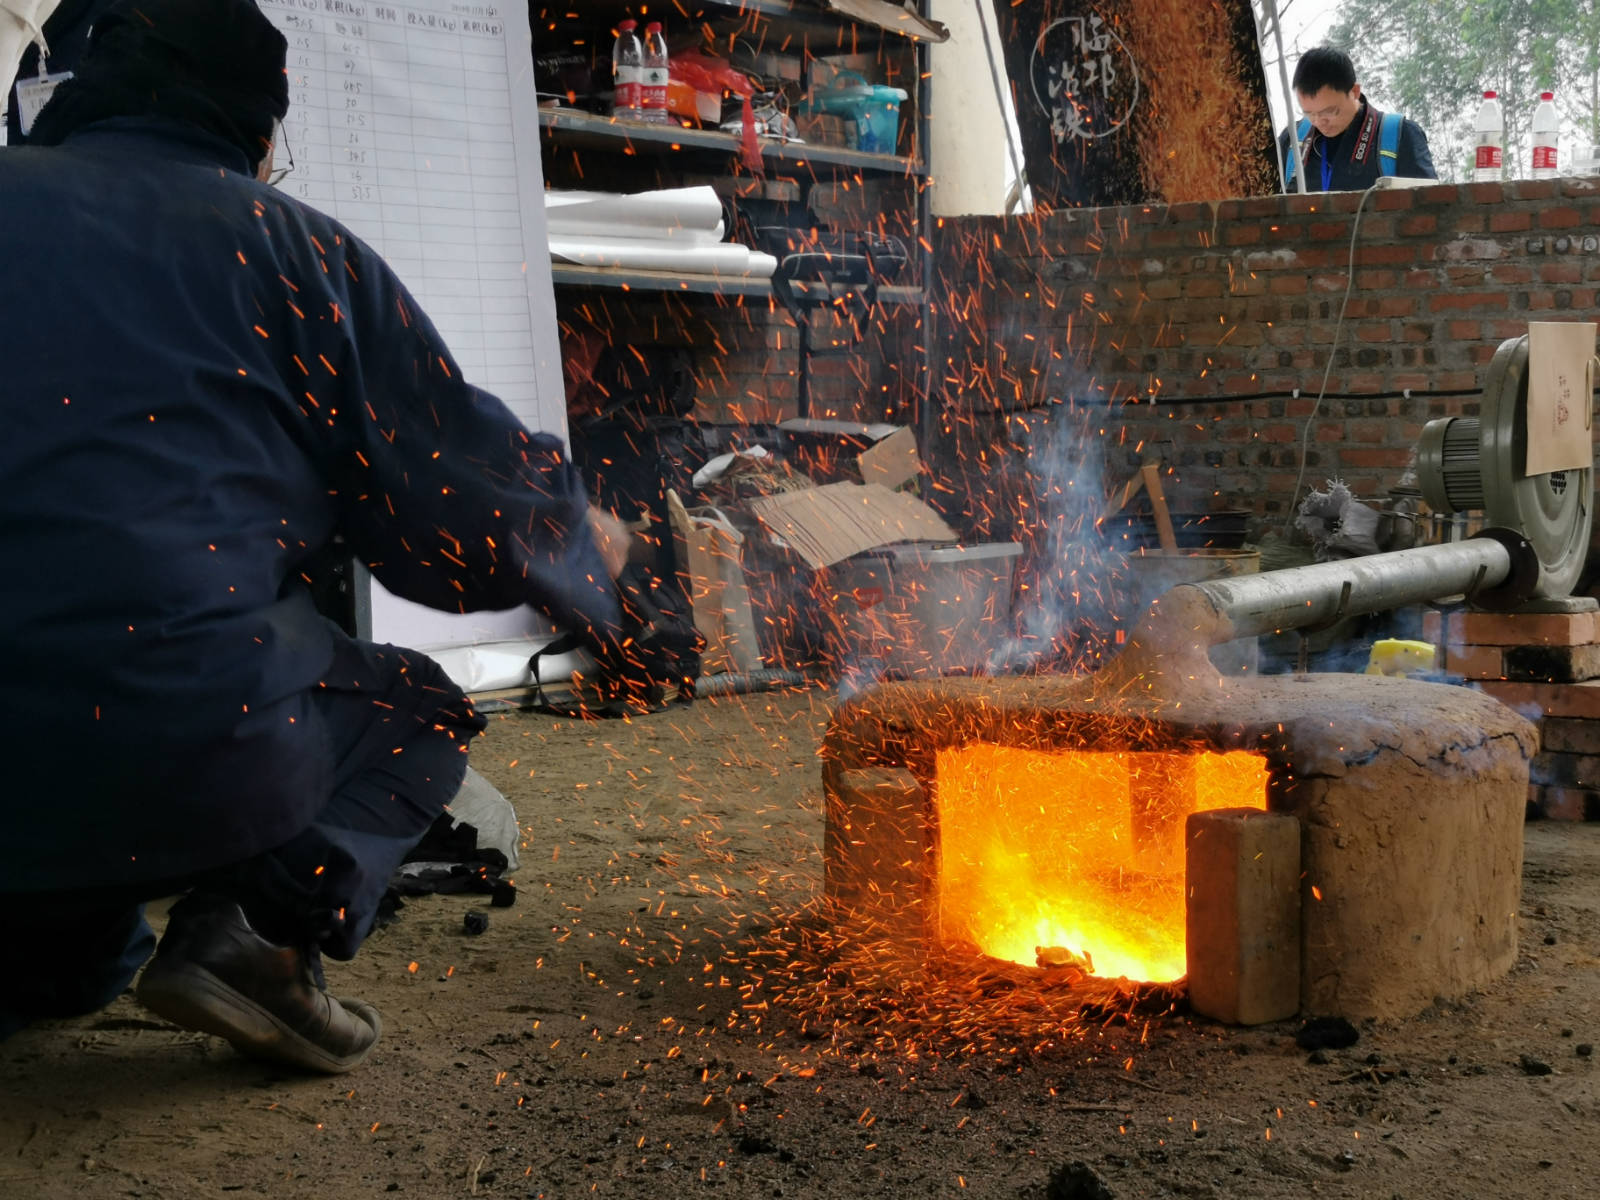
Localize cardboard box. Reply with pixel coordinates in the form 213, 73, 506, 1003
667, 491, 763, 675
747, 481, 956, 570
825, 542, 1023, 678
857, 426, 921, 491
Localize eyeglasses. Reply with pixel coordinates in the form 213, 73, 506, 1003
1301, 96, 1352, 123
267, 119, 295, 186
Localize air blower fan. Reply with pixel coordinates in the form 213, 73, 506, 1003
1417, 334, 1592, 601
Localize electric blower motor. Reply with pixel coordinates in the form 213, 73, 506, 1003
1416, 335, 1593, 599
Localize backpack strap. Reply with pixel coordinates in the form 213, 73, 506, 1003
1286, 116, 1313, 183
527, 632, 628, 721
1378, 111, 1402, 176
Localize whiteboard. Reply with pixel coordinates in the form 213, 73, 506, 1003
259, 0, 564, 652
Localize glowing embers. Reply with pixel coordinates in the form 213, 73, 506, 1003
934, 745, 1268, 983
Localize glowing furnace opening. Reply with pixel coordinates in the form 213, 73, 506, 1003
934, 746, 1269, 982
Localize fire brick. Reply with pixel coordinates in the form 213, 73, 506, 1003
1530, 751, 1600, 789
1538, 717, 1600, 756
1438, 644, 1506, 680
1503, 644, 1600, 683
1423, 610, 1600, 646
823, 766, 927, 929
1527, 784, 1599, 821
1476, 679, 1600, 720
1185, 808, 1301, 1026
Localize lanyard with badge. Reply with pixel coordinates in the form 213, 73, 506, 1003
13, 41, 72, 137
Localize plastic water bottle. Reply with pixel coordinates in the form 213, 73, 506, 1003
641, 22, 670, 125
610, 19, 643, 121
1474, 90, 1503, 182
1532, 91, 1559, 179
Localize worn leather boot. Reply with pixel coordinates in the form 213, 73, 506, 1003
136, 893, 380, 1073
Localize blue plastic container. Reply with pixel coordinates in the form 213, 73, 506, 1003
804, 72, 907, 154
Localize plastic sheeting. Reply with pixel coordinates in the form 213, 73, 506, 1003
447, 766, 520, 870
544, 185, 773, 278
423, 635, 591, 694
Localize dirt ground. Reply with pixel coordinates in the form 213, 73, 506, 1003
3, 685, 1600, 1199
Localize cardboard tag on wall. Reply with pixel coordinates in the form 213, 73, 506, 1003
1526, 322, 1598, 476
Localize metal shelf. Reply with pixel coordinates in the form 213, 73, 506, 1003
550, 263, 925, 304
538, 107, 925, 178
678, 0, 947, 45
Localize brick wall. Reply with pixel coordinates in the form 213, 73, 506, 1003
932, 179, 1600, 521
558, 282, 922, 426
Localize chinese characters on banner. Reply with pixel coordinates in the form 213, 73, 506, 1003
995, 0, 1279, 207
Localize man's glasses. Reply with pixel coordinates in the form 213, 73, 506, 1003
267, 120, 295, 186
1302, 98, 1351, 123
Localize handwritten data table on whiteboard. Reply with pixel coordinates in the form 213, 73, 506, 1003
258, 0, 568, 653
257, 0, 561, 434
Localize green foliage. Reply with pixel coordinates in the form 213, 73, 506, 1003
1323, 0, 1600, 179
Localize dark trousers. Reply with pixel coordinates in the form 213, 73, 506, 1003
0, 638, 483, 1038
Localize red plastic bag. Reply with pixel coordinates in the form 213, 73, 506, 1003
669, 50, 761, 173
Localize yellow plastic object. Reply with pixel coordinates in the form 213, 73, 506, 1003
1365, 639, 1437, 677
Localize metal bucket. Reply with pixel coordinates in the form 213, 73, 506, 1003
1123, 548, 1262, 675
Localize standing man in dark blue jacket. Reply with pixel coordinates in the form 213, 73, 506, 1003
0, 0, 624, 1073
1278, 46, 1437, 191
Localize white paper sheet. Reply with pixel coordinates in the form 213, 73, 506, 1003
258, 0, 565, 661
549, 235, 776, 277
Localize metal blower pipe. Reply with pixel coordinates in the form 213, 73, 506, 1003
1156, 536, 1520, 647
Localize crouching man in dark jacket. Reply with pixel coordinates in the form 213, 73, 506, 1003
0, 0, 624, 1072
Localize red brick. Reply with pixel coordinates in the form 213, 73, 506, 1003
1224, 224, 1264, 246
1539, 206, 1583, 229
1531, 750, 1600, 787
1477, 679, 1600, 720
1354, 243, 1416, 265
1371, 188, 1416, 211
1338, 447, 1412, 468
1510, 180, 1560, 200
1540, 261, 1583, 284
1427, 291, 1508, 311
1462, 182, 1508, 204
1398, 213, 1439, 236
1268, 274, 1309, 295
1348, 421, 1386, 442
1488, 263, 1535, 284
1438, 643, 1507, 680
1526, 785, 1596, 821
1429, 610, 1599, 646
1240, 196, 1287, 218
1541, 718, 1600, 756
1417, 182, 1466, 206
1167, 201, 1215, 224
1489, 210, 1534, 233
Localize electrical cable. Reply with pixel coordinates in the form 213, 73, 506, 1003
1283, 181, 1382, 537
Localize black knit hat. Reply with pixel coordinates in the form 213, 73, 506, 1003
28, 0, 289, 170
